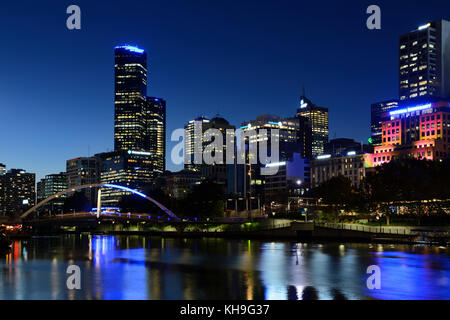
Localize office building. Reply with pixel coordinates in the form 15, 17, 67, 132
184, 116, 212, 171
241, 114, 312, 160
114, 45, 148, 152
371, 100, 399, 146
145, 96, 166, 175
184, 116, 236, 186
399, 20, 450, 103
264, 153, 310, 200
36, 172, 68, 214
114, 45, 166, 181
66, 157, 100, 205
311, 152, 372, 188
367, 100, 450, 167
0, 168, 35, 217
296, 95, 329, 156
96, 150, 154, 207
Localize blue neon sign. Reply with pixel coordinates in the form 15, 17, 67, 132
389, 103, 432, 116
103, 184, 147, 198
115, 45, 144, 54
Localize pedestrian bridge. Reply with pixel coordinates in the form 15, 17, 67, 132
20, 183, 178, 220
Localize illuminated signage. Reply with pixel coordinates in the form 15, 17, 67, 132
317, 154, 331, 160
300, 99, 308, 109
418, 23, 431, 30
127, 150, 151, 156
389, 103, 432, 116
115, 45, 144, 53
347, 151, 356, 156
265, 162, 286, 168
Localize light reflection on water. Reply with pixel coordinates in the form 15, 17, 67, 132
0, 235, 449, 300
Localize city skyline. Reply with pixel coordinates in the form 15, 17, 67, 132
2, 1, 450, 180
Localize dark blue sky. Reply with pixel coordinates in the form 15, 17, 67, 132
1, 0, 449, 180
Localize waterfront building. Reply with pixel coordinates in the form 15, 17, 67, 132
399, 20, 450, 103
96, 150, 154, 207
36, 172, 67, 213
264, 153, 310, 200
66, 157, 100, 205
0, 168, 35, 217
296, 95, 328, 156
145, 96, 166, 176
367, 100, 450, 167
311, 151, 371, 188
184, 116, 235, 190
241, 114, 312, 160
370, 100, 399, 146
114, 45, 166, 181
114, 45, 148, 152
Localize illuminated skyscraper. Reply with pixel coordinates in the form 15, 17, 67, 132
96, 150, 154, 207
145, 97, 166, 175
184, 116, 211, 172
296, 95, 329, 157
36, 172, 68, 213
66, 157, 100, 205
113, 45, 166, 183
0, 168, 35, 217
399, 20, 450, 103
114, 45, 148, 151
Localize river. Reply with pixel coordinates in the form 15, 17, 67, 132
1, 235, 449, 300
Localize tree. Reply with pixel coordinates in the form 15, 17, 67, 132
184, 180, 225, 217
311, 176, 360, 218
362, 158, 450, 224
63, 191, 91, 213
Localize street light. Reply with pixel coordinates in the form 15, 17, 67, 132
272, 212, 275, 229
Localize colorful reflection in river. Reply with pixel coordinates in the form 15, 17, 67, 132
0, 235, 449, 300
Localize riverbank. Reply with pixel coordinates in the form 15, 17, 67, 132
28, 226, 448, 246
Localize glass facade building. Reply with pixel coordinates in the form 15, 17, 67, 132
370, 100, 399, 146
296, 95, 328, 157
0, 168, 35, 217
36, 172, 68, 214
113, 45, 166, 185
399, 20, 450, 103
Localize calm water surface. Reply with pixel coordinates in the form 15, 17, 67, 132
1, 235, 449, 300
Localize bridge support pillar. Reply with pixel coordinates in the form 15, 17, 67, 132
96, 188, 102, 218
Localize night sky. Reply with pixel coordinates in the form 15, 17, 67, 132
1, 0, 449, 180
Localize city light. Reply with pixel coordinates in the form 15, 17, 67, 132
265, 161, 286, 168
317, 154, 331, 160
389, 103, 432, 116
115, 45, 144, 53
127, 150, 152, 156
418, 23, 431, 30
347, 151, 356, 156
102, 184, 147, 198
300, 99, 308, 109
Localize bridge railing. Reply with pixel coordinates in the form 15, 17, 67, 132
314, 222, 450, 235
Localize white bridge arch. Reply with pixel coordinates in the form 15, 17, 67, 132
20, 183, 178, 220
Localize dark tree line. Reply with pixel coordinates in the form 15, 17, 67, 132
119, 180, 225, 218
311, 159, 450, 221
